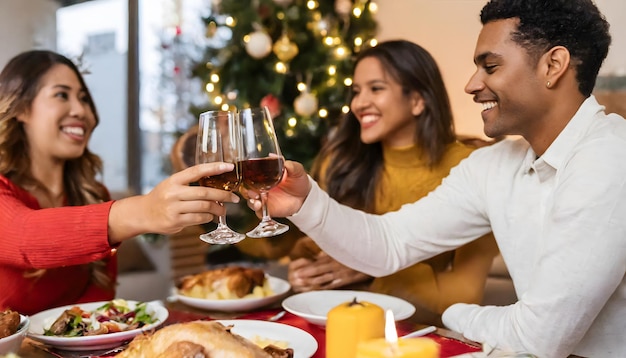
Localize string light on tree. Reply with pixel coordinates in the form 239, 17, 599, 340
334, 44, 350, 59
368, 1, 378, 13
275, 61, 288, 74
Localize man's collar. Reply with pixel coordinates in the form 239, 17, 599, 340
523, 95, 603, 177
539, 95, 602, 171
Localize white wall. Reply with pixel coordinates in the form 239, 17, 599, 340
376, 0, 626, 138
596, 0, 626, 76
0, 0, 59, 68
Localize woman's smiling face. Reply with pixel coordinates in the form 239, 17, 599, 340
18, 64, 96, 162
350, 56, 423, 148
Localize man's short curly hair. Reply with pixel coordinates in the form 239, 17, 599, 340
480, 0, 611, 97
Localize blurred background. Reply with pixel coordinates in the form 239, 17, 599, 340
1, 0, 623, 198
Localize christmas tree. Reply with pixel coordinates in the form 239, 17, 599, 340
192, 0, 378, 169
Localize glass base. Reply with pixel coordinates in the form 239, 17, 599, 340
246, 219, 289, 238
199, 227, 246, 244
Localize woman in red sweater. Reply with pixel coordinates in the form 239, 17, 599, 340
0, 50, 239, 315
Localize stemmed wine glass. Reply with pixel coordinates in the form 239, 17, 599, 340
195, 110, 245, 244
239, 106, 289, 238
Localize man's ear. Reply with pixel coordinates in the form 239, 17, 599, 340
411, 92, 425, 117
542, 45, 570, 88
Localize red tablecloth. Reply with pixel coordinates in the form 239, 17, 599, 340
165, 308, 481, 358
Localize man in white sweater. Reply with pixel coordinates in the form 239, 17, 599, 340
247, 0, 625, 357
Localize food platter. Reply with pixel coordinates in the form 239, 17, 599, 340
175, 275, 291, 312
27, 300, 168, 351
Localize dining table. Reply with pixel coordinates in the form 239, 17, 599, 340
18, 297, 483, 358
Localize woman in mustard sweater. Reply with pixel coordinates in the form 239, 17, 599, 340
286, 40, 499, 325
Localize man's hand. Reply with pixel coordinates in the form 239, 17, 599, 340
246, 160, 311, 218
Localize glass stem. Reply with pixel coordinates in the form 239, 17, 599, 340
216, 202, 228, 228
260, 191, 271, 222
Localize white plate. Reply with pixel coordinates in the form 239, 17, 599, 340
282, 290, 416, 326
175, 275, 291, 312
216, 319, 318, 358
27, 300, 168, 351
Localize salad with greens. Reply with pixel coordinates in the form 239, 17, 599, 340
44, 299, 157, 337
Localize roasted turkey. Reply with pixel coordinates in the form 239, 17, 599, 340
115, 320, 293, 358
178, 266, 267, 299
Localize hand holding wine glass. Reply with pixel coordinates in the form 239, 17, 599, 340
195, 110, 245, 244
239, 106, 289, 238
245, 160, 312, 218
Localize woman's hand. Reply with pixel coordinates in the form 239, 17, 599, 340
108, 163, 240, 244
245, 160, 311, 218
288, 252, 371, 292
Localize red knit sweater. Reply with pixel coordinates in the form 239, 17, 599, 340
0, 175, 117, 315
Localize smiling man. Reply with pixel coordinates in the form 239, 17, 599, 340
247, 0, 626, 357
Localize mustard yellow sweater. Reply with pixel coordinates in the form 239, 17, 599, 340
367, 142, 498, 325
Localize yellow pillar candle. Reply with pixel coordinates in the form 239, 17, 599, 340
356, 337, 441, 358
326, 297, 385, 358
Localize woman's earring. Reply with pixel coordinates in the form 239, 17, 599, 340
546, 81, 551, 88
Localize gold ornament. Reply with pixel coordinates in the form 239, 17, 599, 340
273, 34, 299, 62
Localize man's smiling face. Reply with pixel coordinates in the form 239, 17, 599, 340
465, 19, 548, 140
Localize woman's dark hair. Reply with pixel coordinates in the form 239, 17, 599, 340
480, 0, 611, 97
0, 50, 107, 206
311, 40, 456, 211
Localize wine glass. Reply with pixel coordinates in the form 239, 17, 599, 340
195, 110, 245, 244
239, 106, 289, 238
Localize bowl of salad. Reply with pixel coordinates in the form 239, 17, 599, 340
27, 299, 168, 351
